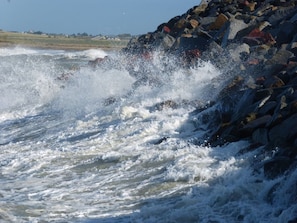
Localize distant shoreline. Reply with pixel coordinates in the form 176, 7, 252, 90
0, 31, 129, 51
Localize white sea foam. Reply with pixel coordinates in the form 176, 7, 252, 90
0, 48, 296, 223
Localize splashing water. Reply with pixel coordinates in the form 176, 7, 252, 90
0, 47, 296, 223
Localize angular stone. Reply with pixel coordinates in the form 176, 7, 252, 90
290, 41, 297, 55
268, 5, 297, 25
275, 22, 297, 46
189, 19, 199, 29
178, 36, 210, 51
228, 43, 250, 62
263, 76, 285, 89
228, 18, 250, 40
269, 113, 297, 146
246, 2, 257, 12
155, 34, 176, 50
192, 2, 208, 15
252, 128, 269, 145
175, 18, 187, 29
254, 88, 273, 102
166, 16, 181, 30
259, 101, 277, 116
242, 115, 272, 131
209, 13, 229, 30
199, 17, 217, 26
243, 28, 276, 46
266, 49, 294, 65
290, 100, 297, 114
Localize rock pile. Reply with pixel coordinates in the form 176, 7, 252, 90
123, 0, 297, 179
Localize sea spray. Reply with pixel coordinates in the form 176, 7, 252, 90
0, 47, 296, 223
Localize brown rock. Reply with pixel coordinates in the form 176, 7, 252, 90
192, 3, 208, 15
175, 18, 187, 29
246, 2, 257, 12
189, 19, 199, 29
209, 13, 229, 30
264, 76, 285, 88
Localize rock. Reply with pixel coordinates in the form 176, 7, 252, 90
268, 5, 297, 26
209, 13, 229, 30
177, 35, 211, 52
252, 128, 269, 145
240, 115, 272, 133
228, 18, 250, 40
155, 33, 176, 50
263, 75, 285, 88
290, 100, 297, 114
243, 28, 276, 46
289, 39, 297, 55
269, 113, 297, 146
166, 16, 181, 30
192, 2, 209, 15
264, 157, 295, 179
254, 88, 273, 102
122, 0, 297, 156
247, 2, 257, 12
228, 43, 250, 62
189, 19, 199, 29
155, 100, 178, 111
199, 17, 217, 26
258, 101, 277, 116
274, 22, 297, 46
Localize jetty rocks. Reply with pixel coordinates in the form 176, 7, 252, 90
123, 0, 297, 179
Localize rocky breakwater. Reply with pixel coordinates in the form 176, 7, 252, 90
123, 0, 297, 180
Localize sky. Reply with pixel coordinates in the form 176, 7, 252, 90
0, 0, 201, 35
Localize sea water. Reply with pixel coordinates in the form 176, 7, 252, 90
0, 47, 296, 223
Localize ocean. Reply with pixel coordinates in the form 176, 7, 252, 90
0, 47, 296, 223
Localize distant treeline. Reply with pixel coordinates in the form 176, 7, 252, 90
25, 30, 132, 40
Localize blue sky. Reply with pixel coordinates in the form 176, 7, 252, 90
0, 0, 201, 35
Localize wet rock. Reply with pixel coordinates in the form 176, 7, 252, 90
258, 101, 277, 116
269, 113, 297, 146
241, 115, 272, 133
252, 128, 269, 145
264, 157, 294, 179
155, 100, 178, 111
177, 36, 211, 52
155, 33, 176, 50
263, 76, 285, 88
122, 0, 297, 163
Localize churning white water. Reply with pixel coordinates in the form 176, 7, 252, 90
0, 47, 296, 223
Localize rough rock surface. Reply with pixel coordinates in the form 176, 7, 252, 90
122, 0, 297, 181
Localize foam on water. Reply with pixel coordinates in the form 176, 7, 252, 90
0, 47, 296, 223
